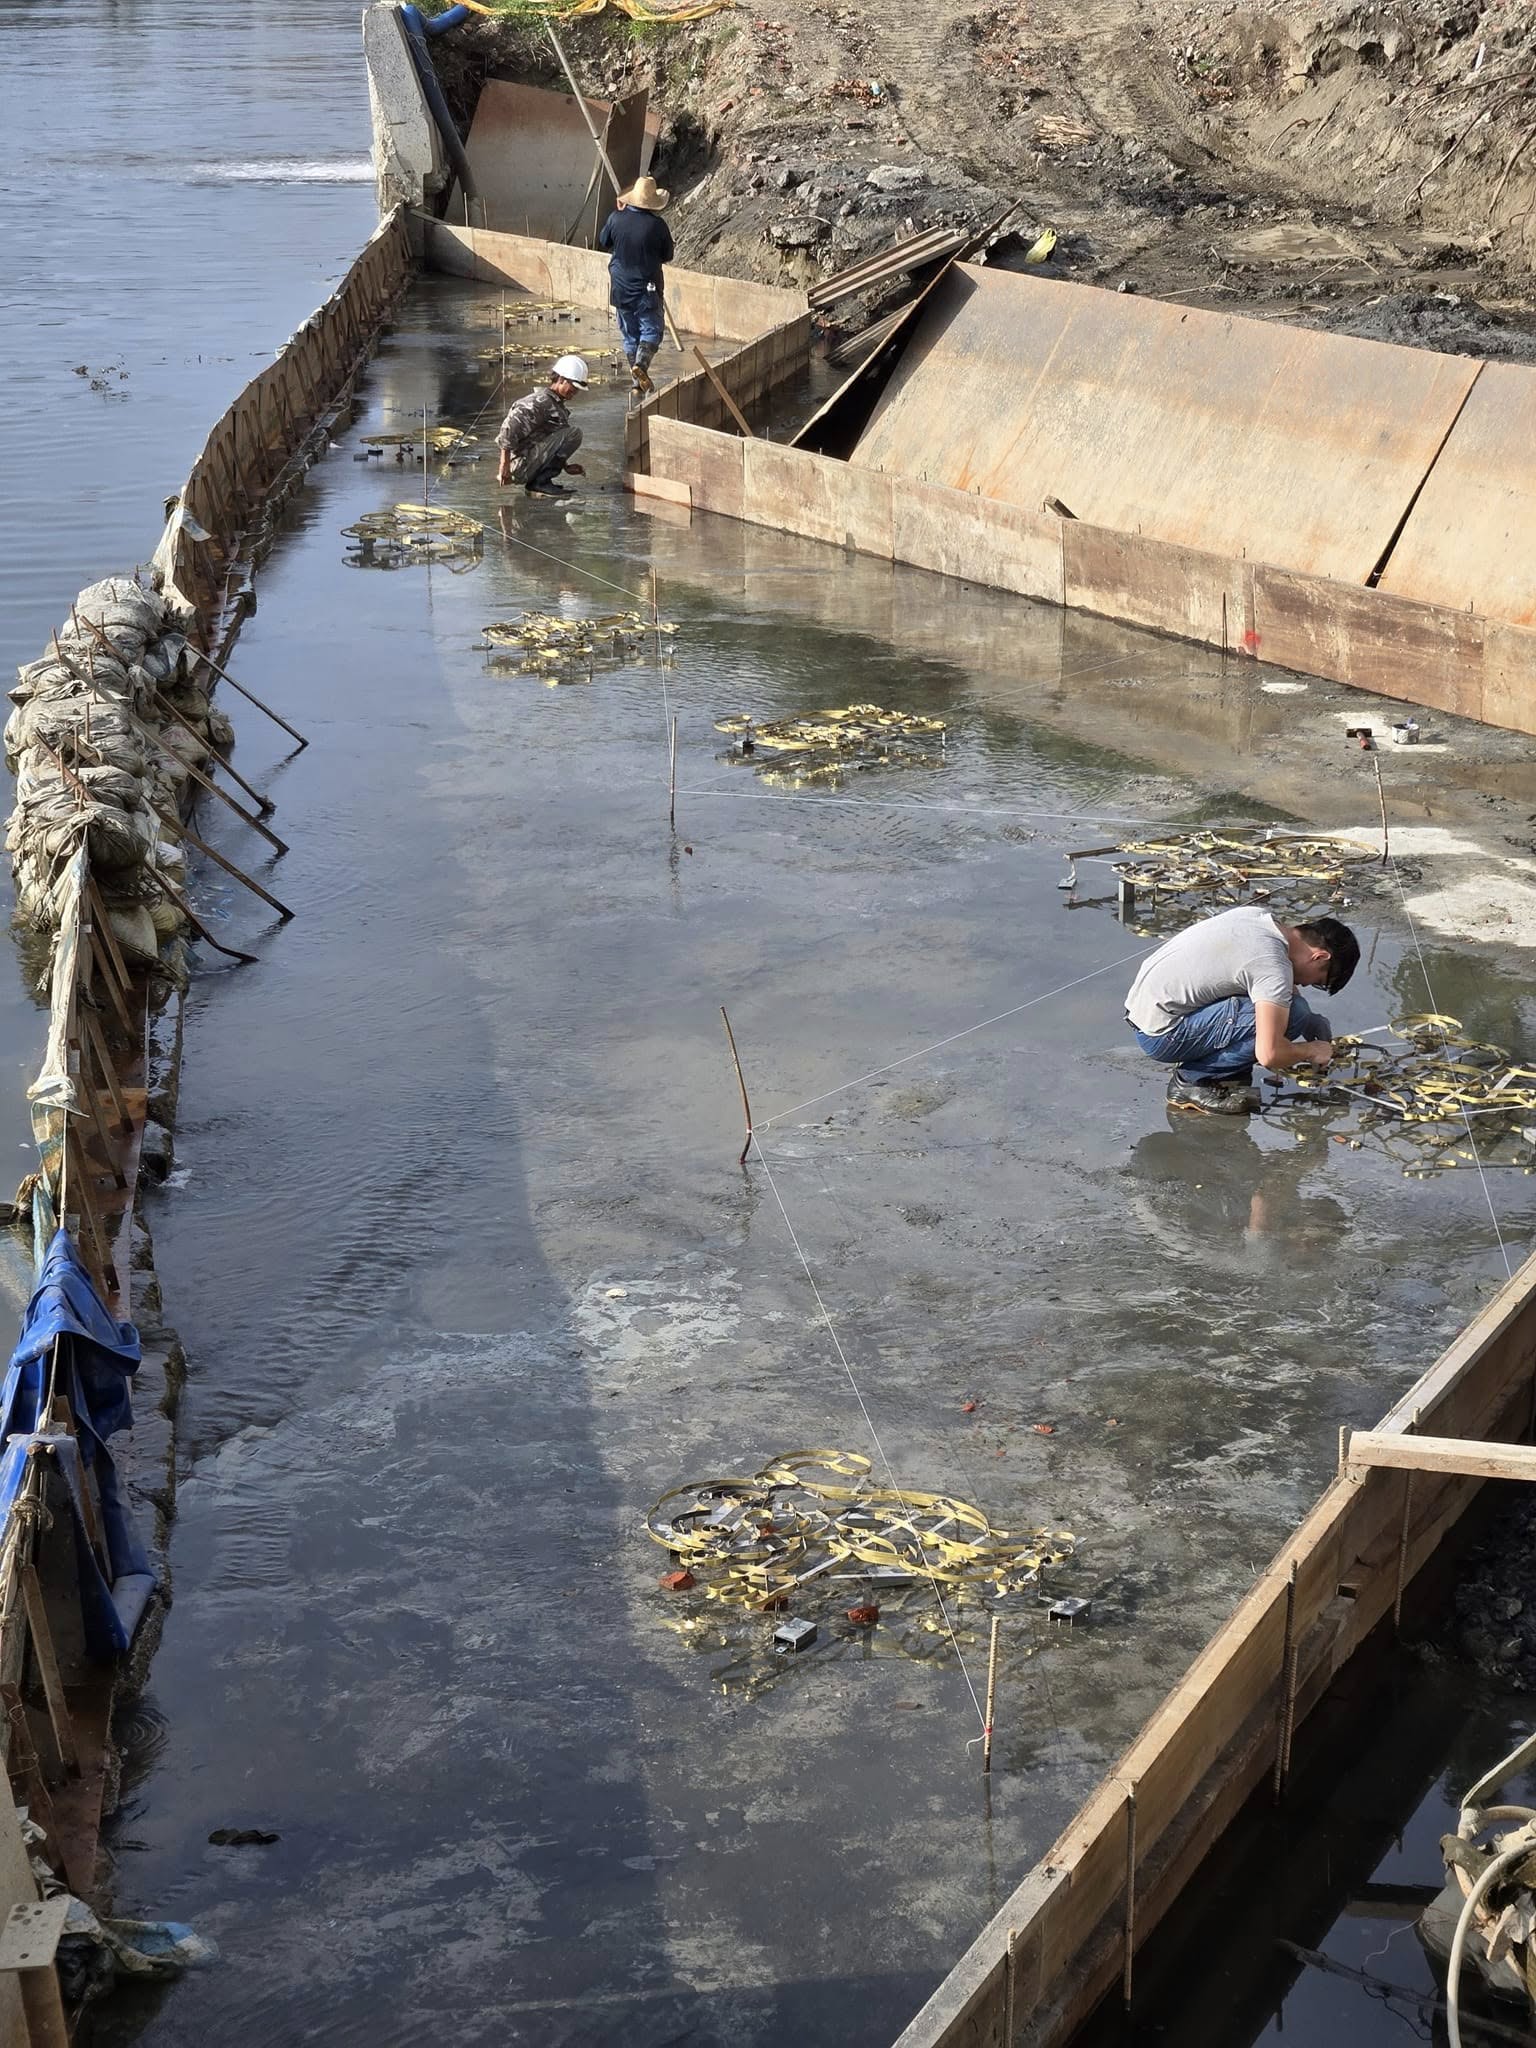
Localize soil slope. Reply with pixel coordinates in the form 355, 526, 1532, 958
437, 1, 1536, 355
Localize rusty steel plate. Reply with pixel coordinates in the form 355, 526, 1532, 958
458, 81, 646, 242
1378, 362, 1536, 625
852, 268, 1482, 586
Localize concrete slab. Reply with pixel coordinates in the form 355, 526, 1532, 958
853, 268, 1482, 587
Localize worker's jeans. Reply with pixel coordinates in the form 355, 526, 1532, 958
1132, 993, 1329, 1083
614, 286, 665, 367
509, 424, 582, 486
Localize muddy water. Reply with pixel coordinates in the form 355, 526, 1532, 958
85, 282, 1536, 2048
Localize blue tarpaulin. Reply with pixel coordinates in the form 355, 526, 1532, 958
0, 1230, 153, 1655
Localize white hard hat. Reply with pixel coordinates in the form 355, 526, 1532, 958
550, 354, 589, 387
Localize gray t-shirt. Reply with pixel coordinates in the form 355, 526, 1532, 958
1126, 906, 1294, 1036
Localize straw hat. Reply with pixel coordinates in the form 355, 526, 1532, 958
618, 174, 670, 211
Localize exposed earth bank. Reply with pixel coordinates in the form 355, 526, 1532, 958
437, 0, 1536, 356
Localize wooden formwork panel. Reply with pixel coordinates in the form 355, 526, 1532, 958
892, 480, 1061, 603
854, 268, 1481, 587
1062, 523, 1252, 653
648, 418, 745, 520
1380, 361, 1536, 625
1253, 567, 1487, 721
1482, 617, 1536, 734
896, 1245, 1536, 2048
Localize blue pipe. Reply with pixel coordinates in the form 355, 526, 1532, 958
399, 4, 477, 204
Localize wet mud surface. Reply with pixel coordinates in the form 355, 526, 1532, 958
90, 283, 1536, 2047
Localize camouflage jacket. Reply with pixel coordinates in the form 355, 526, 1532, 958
496, 384, 572, 454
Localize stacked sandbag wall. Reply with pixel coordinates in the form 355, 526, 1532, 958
5, 578, 226, 971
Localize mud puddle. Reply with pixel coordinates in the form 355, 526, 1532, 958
89, 279, 1536, 2048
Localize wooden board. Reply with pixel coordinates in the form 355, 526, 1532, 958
853, 267, 1481, 587
895, 1243, 1536, 2048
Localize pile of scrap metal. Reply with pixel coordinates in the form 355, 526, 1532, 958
1424, 1727, 1536, 2044
5, 577, 230, 966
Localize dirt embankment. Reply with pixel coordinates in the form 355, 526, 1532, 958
437, 1, 1536, 355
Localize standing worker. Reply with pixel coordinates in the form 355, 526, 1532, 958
496, 355, 588, 499
598, 175, 673, 396
1126, 905, 1359, 1114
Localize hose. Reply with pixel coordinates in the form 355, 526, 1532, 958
1446, 1837, 1535, 2048
398, 4, 478, 204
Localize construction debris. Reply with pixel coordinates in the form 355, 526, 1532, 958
716, 703, 946, 787
1271, 1014, 1536, 1179
480, 610, 673, 681
647, 1448, 1075, 1697
1063, 826, 1384, 932
341, 503, 483, 571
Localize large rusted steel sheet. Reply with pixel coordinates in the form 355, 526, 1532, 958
853, 268, 1481, 586
458, 81, 647, 241
1378, 362, 1536, 624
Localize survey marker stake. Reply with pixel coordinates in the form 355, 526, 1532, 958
982, 1615, 1000, 1773
720, 1007, 754, 1167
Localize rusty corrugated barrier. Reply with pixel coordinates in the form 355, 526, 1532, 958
851, 267, 1482, 586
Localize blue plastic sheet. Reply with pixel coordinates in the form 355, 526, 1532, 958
0, 1230, 153, 1655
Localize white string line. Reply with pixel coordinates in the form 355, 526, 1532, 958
759, 942, 1160, 1129
747, 1128, 989, 1729
668, 779, 1203, 831
1386, 852, 1515, 1278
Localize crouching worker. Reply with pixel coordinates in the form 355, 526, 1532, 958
496, 355, 588, 498
1126, 905, 1359, 1115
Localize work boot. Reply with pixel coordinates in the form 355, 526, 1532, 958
525, 479, 578, 499
631, 362, 654, 396
1166, 1072, 1259, 1116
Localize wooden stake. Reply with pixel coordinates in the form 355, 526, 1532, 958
85, 930, 133, 1035
1273, 1560, 1298, 1801
668, 714, 678, 830
1372, 751, 1390, 865
1003, 1926, 1018, 2048
151, 870, 260, 966
85, 881, 133, 997
19, 1563, 78, 1775
1121, 1786, 1137, 2009
692, 344, 756, 437
71, 1047, 126, 1189
195, 648, 309, 750
720, 1007, 755, 1167
982, 1615, 1000, 1773
148, 801, 295, 921
1393, 1470, 1416, 1634
149, 685, 275, 816
80, 1004, 131, 1136
65, 1130, 111, 1291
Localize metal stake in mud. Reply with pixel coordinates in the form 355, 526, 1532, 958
982, 1615, 1000, 1772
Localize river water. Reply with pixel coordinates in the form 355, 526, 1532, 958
7, 14, 1536, 2048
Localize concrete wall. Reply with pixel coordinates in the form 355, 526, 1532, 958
362, 4, 444, 215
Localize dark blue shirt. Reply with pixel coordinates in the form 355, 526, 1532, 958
598, 206, 674, 295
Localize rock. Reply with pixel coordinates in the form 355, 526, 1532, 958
866, 164, 927, 192
774, 166, 799, 191
1498, 1635, 1524, 1664
139, 1121, 174, 1184
1497, 1595, 1525, 1622
769, 216, 825, 249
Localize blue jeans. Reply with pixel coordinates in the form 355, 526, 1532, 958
1132, 993, 1329, 1083
614, 285, 665, 365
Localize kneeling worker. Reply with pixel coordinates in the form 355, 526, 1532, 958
1126, 905, 1359, 1114
496, 355, 588, 498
